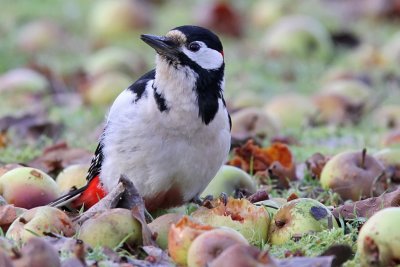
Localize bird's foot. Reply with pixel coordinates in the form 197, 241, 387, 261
219, 192, 228, 206
191, 195, 214, 208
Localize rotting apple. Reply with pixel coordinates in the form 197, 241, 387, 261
78, 208, 141, 249
6, 206, 75, 245
357, 207, 400, 267
200, 165, 257, 199
168, 216, 214, 266
263, 93, 318, 128
191, 197, 270, 246
373, 105, 400, 129
269, 198, 338, 245
187, 228, 248, 267
0, 167, 60, 209
320, 149, 387, 201
374, 148, 400, 183
262, 15, 332, 58
56, 164, 89, 193
148, 213, 183, 249
230, 107, 279, 141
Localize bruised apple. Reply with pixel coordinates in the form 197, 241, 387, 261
374, 148, 400, 182
168, 216, 214, 266
0, 167, 60, 209
357, 208, 400, 267
6, 206, 75, 244
187, 228, 248, 267
191, 198, 270, 246
320, 149, 386, 201
78, 208, 141, 248
56, 164, 89, 193
148, 213, 183, 249
269, 198, 338, 245
200, 165, 257, 199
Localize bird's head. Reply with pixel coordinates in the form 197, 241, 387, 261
141, 25, 224, 71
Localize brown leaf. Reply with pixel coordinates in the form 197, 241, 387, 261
27, 142, 92, 175
320, 244, 353, 267
333, 187, 400, 220
305, 153, 331, 179
277, 256, 334, 267
0, 205, 27, 232
247, 190, 269, 203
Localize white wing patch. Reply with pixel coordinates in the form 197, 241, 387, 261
182, 41, 224, 70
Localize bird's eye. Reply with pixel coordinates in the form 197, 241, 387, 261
188, 42, 201, 52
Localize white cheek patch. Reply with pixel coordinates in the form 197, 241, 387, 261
182, 43, 224, 70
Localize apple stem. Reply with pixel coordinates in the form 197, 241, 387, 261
361, 148, 367, 169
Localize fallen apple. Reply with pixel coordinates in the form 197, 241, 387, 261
192, 197, 270, 246
230, 107, 279, 141
231, 91, 265, 109
319, 79, 371, 107
373, 105, 400, 129
374, 148, 400, 182
357, 207, 400, 267
0, 68, 48, 93
264, 93, 318, 128
320, 149, 386, 201
6, 206, 75, 245
168, 216, 214, 266
381, 128, 400, 147
83, 72, 131, 106
148, 213, 183, 249
262, 15, 332, 58
200, 165, 257, 199
250, 0, 287, 28
0, 167, 60, 209
78, 208, 141, 248
56, 164, 89, 193
187, 227, 248, 267
269, 198, 338, 245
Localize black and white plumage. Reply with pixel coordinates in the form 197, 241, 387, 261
49, 25, 231, 211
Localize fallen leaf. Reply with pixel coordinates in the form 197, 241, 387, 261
277, 256, 334, 267
27, 142, 92, 175
333, 187, 400, 220
0, 205, 27, 232
320, 244, 354, 267
247, 190, 269, 203
305, 153, 331, 179
228, 140, 296, 189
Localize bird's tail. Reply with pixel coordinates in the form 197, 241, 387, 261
48, 175, 107, 209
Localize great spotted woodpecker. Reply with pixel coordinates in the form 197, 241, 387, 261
49, 25, 231, 212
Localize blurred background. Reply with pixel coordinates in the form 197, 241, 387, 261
1, 0, 400, 164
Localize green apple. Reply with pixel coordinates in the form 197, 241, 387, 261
0, 167, 60, 209
168, 216, 214, 266
84, 72, 131, 106
357, 208, 400, 267
269, 198, 338, 245
56, 164, 89, 193
230, 107, 279, 141
373, 105, 400, 129
187, 228, 248, 267
264, 93, 317, 128
262, 15, 332, 58
78, 208, 141, 248
201, 165, 257, 199
148, 213, 183, 249
320, 150, 386, 201
192, 198, 270, 246
250, 0, 287, 28
6, 206, 75, 245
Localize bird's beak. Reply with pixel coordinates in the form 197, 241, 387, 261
140, 34, 179, 58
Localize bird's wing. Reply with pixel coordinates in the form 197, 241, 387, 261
86, 141, 104, 181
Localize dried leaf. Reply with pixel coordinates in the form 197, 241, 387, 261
0, 205, 27, 232
320, 244, 353, 267
228, 140, 296, 188
27, 142, 92, 175
305, 153, 331, 179
333, 187, 400, 220
247, 190, 269, 203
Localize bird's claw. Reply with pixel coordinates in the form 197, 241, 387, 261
219, 192, 228, 206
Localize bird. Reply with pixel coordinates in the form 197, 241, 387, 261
49, 25, 231, 212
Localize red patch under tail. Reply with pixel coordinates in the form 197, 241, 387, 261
71, 175, 107, 209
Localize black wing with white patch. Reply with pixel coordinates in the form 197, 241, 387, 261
86, 141, 104, 182
128, 69, 156, 102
